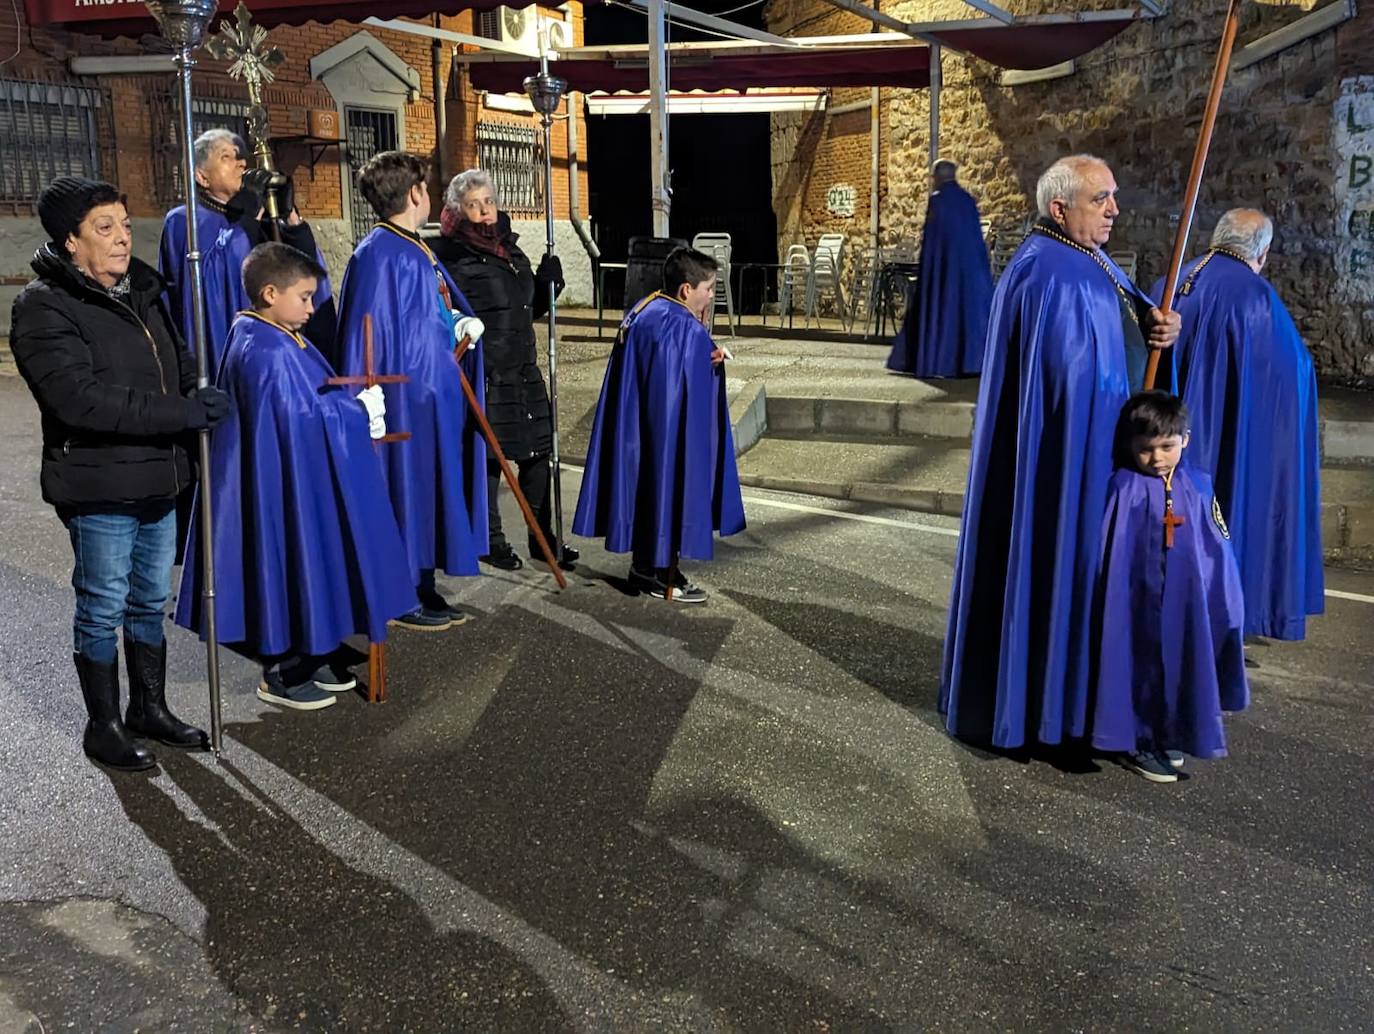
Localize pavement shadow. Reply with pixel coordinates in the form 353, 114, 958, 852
110, 753, 570, 1033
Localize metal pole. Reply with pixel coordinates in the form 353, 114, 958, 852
176, 46, 223, 757
928, 42, 941, 169
525, 51, 569, 562
647, 0, 670, 236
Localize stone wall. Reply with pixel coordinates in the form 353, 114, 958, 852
766, 0, 1374, 385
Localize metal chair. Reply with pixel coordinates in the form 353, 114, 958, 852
1109, 249, 1139, 283
779, 244, 811, 328
845, 244, 883, 337
691, 232, 737, 337
811, 232, 847, 324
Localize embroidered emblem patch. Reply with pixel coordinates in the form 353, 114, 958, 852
1212, 497, 1230, 539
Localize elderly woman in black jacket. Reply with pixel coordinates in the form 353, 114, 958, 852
10, 177, 230, 771
432, 168, 577, 570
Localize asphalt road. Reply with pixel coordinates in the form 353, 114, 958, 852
0, 374, 1370, 1033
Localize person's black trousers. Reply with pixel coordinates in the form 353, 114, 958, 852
487, 454, 553, 552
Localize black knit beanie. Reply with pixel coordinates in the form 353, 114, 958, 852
37, 176, 121, 248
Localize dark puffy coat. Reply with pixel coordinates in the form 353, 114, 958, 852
432, 214, 560, 461
10, 246, 200, 511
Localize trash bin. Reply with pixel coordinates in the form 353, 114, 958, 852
624, 235, 688, 313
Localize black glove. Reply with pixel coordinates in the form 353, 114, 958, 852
273, 173, 296, 219
535, 253, 563, 286
185, 386, 231, 430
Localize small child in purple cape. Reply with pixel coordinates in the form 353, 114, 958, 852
1091, 391, 1249, 783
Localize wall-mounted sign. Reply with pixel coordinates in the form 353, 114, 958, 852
1334, 76, 1374, 301
826, 183, 856, 218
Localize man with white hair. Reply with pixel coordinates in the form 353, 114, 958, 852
1152, 208, 1323, 640
159, 128, 337, 371
940, 153, 1180, 750
886, 158, 993, 378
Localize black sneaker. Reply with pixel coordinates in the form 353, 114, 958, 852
389, 607, 454, 632
258, 669, 336, 711
629, 566, 708, 604
1120, 750, 1178, 783
418, 590, 471, 627
481, 543, 524, 571
531, 541, 579, 570
308, 661, 357, 693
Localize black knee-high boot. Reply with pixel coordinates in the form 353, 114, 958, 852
74, 653, 155, 771
124, 638, 208, 750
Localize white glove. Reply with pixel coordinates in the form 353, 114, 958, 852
452, 313, 485, 352
356, 385, 386, 440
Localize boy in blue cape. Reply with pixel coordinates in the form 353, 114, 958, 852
336, 151, 488, 631
176, 243, 417, 710
573, 246, 746, 604
1091, 391, 1249, 782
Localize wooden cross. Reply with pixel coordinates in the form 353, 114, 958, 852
324, 314, 410, 702
1163, 496, 1186, 550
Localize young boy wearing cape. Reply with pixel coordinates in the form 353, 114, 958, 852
336, 151, 488, 631
176, 243, 418, 709
1091, 391, 1249, 782
572, 246, 746, 603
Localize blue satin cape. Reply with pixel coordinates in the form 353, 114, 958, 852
175, 313, 418, 655
336, 224, 487, 582
572, 294, 746, 566
940, 232, 1162, 748
1153, 254, 1323, 640
1091, 466, 1249, 758
160, 205, 335, 375
886, 183, 993, 378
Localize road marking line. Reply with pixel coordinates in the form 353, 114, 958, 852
566, 464, 1372, 602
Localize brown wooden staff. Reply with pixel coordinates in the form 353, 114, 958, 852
1143, 0, 1244, 391
324, 314, 409, 702
453, 337, 568, 591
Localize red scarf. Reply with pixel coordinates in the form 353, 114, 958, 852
441, 208, 508, 260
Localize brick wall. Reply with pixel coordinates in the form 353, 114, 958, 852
766, 0, 1374, 384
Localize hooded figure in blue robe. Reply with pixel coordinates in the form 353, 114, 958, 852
573, 247, 745, 603
886, 161, 993, 378
159, 129, 337, 374
940, 155, 1181, 749
1091, 392, 1248, 764
1151, 209, 1323, 640
335, 151, 488, 626
175, 250, 417, 660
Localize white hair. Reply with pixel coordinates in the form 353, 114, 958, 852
1210, 209, 1273, 262
192, 128, 240, 171
444, 168, 500, 213
1035, 153, 1105, 218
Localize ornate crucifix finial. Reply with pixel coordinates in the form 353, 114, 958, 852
205, 2, 284, 167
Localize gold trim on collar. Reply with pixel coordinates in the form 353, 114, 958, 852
239, 309, 308, 349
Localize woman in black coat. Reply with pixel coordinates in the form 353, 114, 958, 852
433, 168, 576, 570
10, 177, 230, 771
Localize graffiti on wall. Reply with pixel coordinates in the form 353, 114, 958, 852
1334, 76, 1374, 301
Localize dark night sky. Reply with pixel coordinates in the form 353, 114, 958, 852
583, 0, 779, 290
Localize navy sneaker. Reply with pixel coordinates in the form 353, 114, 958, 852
308, 661, 357, 693
629, 566, 708, 604
389, 607, 454, 632
1120, 750, 1178, 783
258, 668, 336, 711
1164, 749, 1185, 769
481, 543, 524, 571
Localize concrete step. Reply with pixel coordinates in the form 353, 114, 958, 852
736, 435, 1374, 553
761, 387, 1374, 462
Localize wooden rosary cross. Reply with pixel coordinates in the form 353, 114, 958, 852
1163, 494, 1186, 550
324, 314, 409, 701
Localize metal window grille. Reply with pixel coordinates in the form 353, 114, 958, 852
475, 121, 543, 217
475, 9, 500, 39
149, 90, 253, 207
0, 78, 108, 205
344, 106, 399, 244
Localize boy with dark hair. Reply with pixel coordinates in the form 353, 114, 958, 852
1091, 391, 1249, 781
336, 151, 489, 630
573, 246, 745, 603
176, 242, 418, 710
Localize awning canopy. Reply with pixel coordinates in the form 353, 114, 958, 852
22, 0, 535, 35
463, 12, 1137, 94
586, 88, 826, 116
471, 42, 932, 94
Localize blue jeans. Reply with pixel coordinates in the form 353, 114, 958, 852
65, 500, 177, 662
